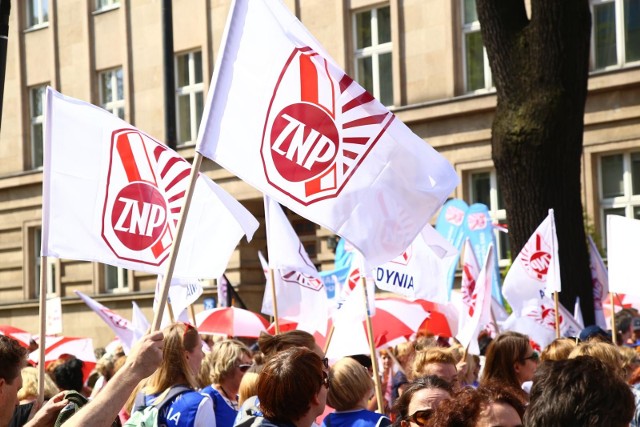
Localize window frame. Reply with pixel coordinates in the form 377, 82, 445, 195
104, 264, 130, 293
29, 85, 47, 170
460, 0, 493, 93
98, 67, 125, 120
352, 5, 394, 107
174, 50, 204, 146
95, 0, 120, 12
590, 0, 640, 71
26, 0, 49, 29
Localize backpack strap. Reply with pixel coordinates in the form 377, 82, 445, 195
152, 386, 192, 410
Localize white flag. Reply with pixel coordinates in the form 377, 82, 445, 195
262, 198, 329, 335
459, 238, 480, 335
502, 209, 560, 313
42, 87, 258, 278
196, 0, 458, 268
153, 276, 203, 325
587, 236, 609, 329
333, 251, 376, 323
456, 245, 494, 355
607, 215, 640, 296
75, 290, 136, 353
131, 301, 149, 342
374, 224, 458, 303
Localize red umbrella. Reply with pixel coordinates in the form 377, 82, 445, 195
370, 298, 435, 347
30, 336, 97, 382
415, 299, 453, 337
0, 325, 32, 348
267, 319, 298, 335
196, 307, 269, 338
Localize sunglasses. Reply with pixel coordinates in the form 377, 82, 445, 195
522, 350, 540, 363
408, 409, 433, 426
238, 364, 252, 373
321, 370, 330, 389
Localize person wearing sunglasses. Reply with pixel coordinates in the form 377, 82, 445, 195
391, 376, 452, 427
201, 339, 253, 427
321, 357, 391, 427
236, 347, 328, 427
480, 332, 538, 400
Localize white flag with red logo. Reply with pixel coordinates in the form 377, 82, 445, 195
456, 245, 494, 354
42, 88, 258, 278
374, 224, 458, 303
457, 239, 480, 336
333, 251, 376, 322
195, 0, 458, 268
607, 215, 640, 297
587, 236, 609, 329
261, 198, 329, 335
502, 209, 560, 314
75, 290, 136, 353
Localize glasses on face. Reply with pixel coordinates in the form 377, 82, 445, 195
321, 370, 330, 389
238, 364, 252, 373
522, 350, 540, 363
407, 409, 433, 426
322, 357, 329, 369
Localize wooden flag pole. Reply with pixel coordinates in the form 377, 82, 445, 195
554, 291, 561, 339
151, 153, 203, 331
323, 324, 335, 355
269, 268, 280, 334
361, 276, 384, 414
611, 292, 618, 345
37, 255, 48, 405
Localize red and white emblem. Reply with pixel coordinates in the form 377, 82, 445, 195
445, 206, 465, 226
526, 304, 562, 330
466, 212, 488, 231
520, 234, 552, 282
261, 47, 394, 206
102, 129, 189, 266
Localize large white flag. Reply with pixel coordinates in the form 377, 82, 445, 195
502, 209, 560, 313
374, 224, 458, 303
607, 215, 640, 296
75, 290, 136, 353
262, 197, 329, 335
587, 236, 609, 329
42, 88, 258, 278
195, 0, 458, 268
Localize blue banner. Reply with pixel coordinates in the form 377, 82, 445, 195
435, 199, 469, 298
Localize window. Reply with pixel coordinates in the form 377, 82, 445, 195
95, 0, 119, 11
33, 228, 56, 298
599, 152, 640, 245
469, 170, 510, 264
353, 6, 394, 106
591, 0, 640, 70
175, 50, 204, 145
26, 0, 49, 29
104, 265, 129, 292
461, 0, 492, 92
99, 68, 125, 119
30, 85, 46, 169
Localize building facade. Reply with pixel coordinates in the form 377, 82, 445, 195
0, 0, 638, 347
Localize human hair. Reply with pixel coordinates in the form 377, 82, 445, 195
53, 357, 84, 392
327, 357, 373, 411
145, 322, 201, 393
524, 356, 634, 427
480, 331, 530, 389
391, 375, 453, 423
540, 337, 577, 362
257, 346, 325, 423
206, 339, 251, 384
424, 382, 525, 427
18, 366, 60, 401
257, 330, 316, 358
95, 353, 116, 380
568, 340, 624, 379
0, 335, 27, 384
412, 347, 456, 378
238, 372, 260, 406
617, 346, 638, 380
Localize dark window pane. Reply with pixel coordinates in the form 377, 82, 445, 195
356, 10, 372, 49
464, 0, 478, 25
176, 54, 190, 87
498, 220, 510, 260
33, 123, 43, 168
32, 86, 45, 116
195, 92, 204, 133
379, 52, 393, 106
42, 0, 49, 23
594, 3, 618, 68
116, 68, 124, 99
631, 152, 640, 195
601, 154, 624, 198
471, 172, 491, 206
194, 51, 203, 83
465, 31, 485, 91
178, 94, 191, 143
377, 7, 391, 44
625, 0, 640, 62
356, 56, 373, 95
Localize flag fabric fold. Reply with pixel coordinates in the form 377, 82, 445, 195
196, 0, 458, 268
587, 236, 609, 329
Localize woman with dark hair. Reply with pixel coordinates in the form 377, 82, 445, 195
391, 376, 452, 427
479, 332, 537, 398
236, 347, 328, 427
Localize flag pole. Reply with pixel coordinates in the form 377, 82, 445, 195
489, 306, 500, 334
323, 324, 335, 355
37, 255, 48, 405
553, 291, 561, 339
611, 292, 618, 345
361, 276, 384, 414
151, 153, 203, 331
269, 268, 280, 334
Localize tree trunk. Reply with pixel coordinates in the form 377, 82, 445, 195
476, 0, 594, 324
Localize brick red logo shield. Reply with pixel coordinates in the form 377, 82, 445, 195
102, 129, 190, 266
261, 47, 394, 206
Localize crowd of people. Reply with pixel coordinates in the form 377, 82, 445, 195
3, 312, 640, 427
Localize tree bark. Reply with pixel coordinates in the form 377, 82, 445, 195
476, 0, 594, 324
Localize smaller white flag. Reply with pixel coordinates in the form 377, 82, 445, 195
75, 290, 136, 353
131, 301, 149, 343
153, 276, 203, 326
587, 236, 609, 329
574, 297, 585, 329
502, 209, 560, 313
607, 215, 640, 296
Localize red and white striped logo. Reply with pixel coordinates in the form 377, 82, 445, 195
261, 47, 394, 205
102, 129, 190, 266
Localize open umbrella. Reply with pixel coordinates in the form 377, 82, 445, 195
371, 297, 435, 347
30, 336, 97, 382
415, 299, 454, 337
196, 307, 269, 338
0, 325, 32, 348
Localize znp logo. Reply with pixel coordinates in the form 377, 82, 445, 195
102, 130, 190, 266
261, 47, 394, 206
520, 234, 552, 282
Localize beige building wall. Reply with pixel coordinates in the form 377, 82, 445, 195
0, 0, 637, 348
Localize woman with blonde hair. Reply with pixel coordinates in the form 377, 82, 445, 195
18, 366, 60, 403
133, 322, 214, 427
539, 337, 577, 362
201, 339, 253, 427
321, 357, 391, 427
